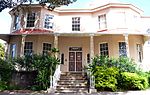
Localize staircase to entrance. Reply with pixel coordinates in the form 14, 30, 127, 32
55, 72, 89, 94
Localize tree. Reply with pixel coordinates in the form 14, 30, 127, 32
0, 43, 5, 59
0, 0, 77, 12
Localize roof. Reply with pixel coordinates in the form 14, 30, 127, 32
9, 0, 143, 14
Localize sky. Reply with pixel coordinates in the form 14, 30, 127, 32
0, 0, 150, 35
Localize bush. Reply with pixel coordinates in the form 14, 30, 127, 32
93, 66, 119, 91
11, 54, 60, 90
120, 72, 149, 90
89, 56, 137, 73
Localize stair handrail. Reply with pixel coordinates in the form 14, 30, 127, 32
52, 64, 61, 89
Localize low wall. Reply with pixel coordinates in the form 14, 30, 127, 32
10, 71, 37, 89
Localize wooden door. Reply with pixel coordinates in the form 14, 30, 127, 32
69, 52, 82, 71
69, 52, 75, 71
76, 52, 82, 71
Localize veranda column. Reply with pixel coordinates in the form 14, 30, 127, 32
123, 33, 130, 57
20, 35, 26, 57
89, 34, 96, 93
90, 34, 94, 63
54, 34, 58, 58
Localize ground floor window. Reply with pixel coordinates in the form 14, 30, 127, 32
100, 43, 109, 56
24, 42, 33, 55
10, 44, 16, 58
119, 42, 127, 57
137, 44, 142, 62
43, 43, 51, 55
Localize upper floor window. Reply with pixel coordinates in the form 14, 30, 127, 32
43, 43, 51, 55
24, 42, 33, 55
26, 13, 35, 27
137, 44, 142, 62
44, 14, 54, 29
98, 14, 107, 29
72, 17, 80, 31
119, 42, 127, 57
10, 44, 16, 58
13, 15, 19, 30
100, 43, 109, 56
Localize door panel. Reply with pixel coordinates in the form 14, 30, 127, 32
76, 52, 82, 71
69, 51, 82, 71
69, 52, 75, 71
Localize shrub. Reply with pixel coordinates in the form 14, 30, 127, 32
93, 66, 119, 91
89, 56, 137, 73
120, 72, 149, 90
11, 54, 60, 90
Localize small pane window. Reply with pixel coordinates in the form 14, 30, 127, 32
137, 44, 142, 62
72, 17, 80, 31
10, 44, 16, 58
26, 13, 35, 27
14, 15, 19, 30
98, 14, 107, 29
119, 42, 127, 57
44, 14, 54, 29
100, 43, 109, 56
24, 42, 33, 55
87, 53, 90, 63
61, 53, 64, 64
43, 43, 51, 55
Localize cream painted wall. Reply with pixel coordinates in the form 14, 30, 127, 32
8, 35, 144, 72
58, 36, 90, 72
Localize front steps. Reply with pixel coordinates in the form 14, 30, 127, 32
55, 72, 89, 94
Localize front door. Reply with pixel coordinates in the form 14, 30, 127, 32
69, 47, 82, 71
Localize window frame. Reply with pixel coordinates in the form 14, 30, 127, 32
26, 12, 36, 28
44, 14, 54, 30
10, 43, 17, 58
24, 42, 33, 55
136, 44, 143, 62
13, 15, 19, 30
72, 17, 80, 31
118, 42, 127, 57
42, 42, 51, 55
99, 42, 109, 57
98, 14, 107, 30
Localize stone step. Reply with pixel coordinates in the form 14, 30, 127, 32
58, 80, 87, 84
60, 77, 86, 80
56, 85, 88, 89
55, 88, 88, 93
57, 82, 87, 86
61, 72, 86, 76
60, 75, 85, 78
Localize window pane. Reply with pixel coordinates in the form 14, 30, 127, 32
44, 14, 54, 29
10, 44, 16, 58
137, 44, 142, 62
119, 42, 127, 57
24, 42, 33, 55
43, 43, 51, 55
72, 17, 80, 31
26, 13, 35, 27
98, 14, 107, 29
100, 43, 109, 56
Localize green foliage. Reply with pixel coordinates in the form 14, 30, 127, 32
88, 55, 147, 91
0, 58, 14, 91
11, 54, 60, 90
0, 43, 4, 59
0, 0, 77, 12
94, 66, 119, 91
89, 56, 137, 73
120, 72, 149, 90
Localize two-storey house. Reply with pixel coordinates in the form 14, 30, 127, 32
0, 1, 150, 72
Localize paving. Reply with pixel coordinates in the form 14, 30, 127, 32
1, 89, 150, 95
